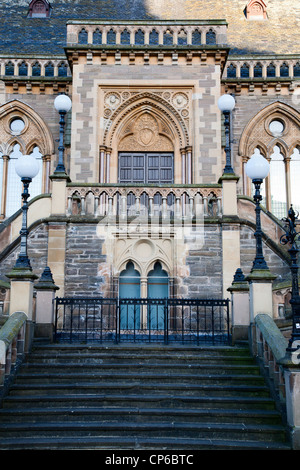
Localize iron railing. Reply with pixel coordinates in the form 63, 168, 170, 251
54, 297, 231, 345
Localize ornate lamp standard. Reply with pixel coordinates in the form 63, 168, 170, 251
217, 93, 235, 174
245, 150, 270, 271
13, 153, 39, 270
53, 94, 72, 175
280, 206, 300, 352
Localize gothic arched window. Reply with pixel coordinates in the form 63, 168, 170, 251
163, 30, 173, 46
269, 145, 287, 219
178, 30, 187, 45
107, 29, 116, 45
241, 63, 250, 78
267, 63, 276, 77
58, 62, 68, 77
5, 144, 43, 217
45, 62, 54, 77
18, 61, 28, 76
149, 29, 159, 45
280, 63, 289, 78
32, 62, 41, 76
135, 29, 145, 45
227, 64, 237, 78
294, 62, 300, 78
206, 29, 216, 45
27, 0, 51, 18
5, 62, 14, 76
78, 28, 88, 44
121, 29, 130, 45
192, 29, 201, 45
290, 148, 300, 213
246, 0, 267, 20
93, 29, 102, 45
254, 63, 263, 78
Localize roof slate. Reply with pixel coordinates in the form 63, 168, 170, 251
0, 0, 299, 56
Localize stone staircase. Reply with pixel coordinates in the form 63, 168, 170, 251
0, 342, 292, 450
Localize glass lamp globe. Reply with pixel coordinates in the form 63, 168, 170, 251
15, 154, 39, 179
217, 94, 235, 112
54, 94, 72, 113
245, 149, 270, 180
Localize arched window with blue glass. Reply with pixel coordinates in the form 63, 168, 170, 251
119, 262, 141, 329
147, 262, 169, 330
5, 144, 43, 217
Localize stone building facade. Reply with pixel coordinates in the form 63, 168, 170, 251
0, 0, 299, 331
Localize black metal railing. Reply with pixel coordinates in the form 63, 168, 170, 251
53, 297, 231, 345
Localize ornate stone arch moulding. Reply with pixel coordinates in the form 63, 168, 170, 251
239, 101, 300, 159
0, 99, 54, 156
115, 238, 172, 279
102, 90, 191, 149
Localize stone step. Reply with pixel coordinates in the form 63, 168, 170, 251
20, 362, 261, 375
0, 343, 291, 450
2, 393, 277, 410
0, 420, 288, 443
8, 381, 270, 397
0, 406, 284, 425
0, 435, 291, 451
14, 371, 266, 386
31, 344, 250, 355
26, 353, 256, 364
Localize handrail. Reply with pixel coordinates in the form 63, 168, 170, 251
0, 311, 27, 398
253, 314, 288, 409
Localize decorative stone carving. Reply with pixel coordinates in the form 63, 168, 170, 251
0, 100, 54, 156
102, 88, 191, 149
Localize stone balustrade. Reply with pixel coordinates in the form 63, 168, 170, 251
225, 56, 300, 80
253, 314, 288, 407
66, 184, 222, 219
66, 20, 227, 47
0, 311, 27, 399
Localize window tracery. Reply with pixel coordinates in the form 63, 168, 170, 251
240, 103, 300, 219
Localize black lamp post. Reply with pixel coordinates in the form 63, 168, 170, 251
217, 93, 235, 174
53, 94, 72, 174
280, 205, 300, 352
245, 149, 270, 272
14, 154, 39, 270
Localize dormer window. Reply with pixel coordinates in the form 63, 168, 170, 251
27, 0, 51, 18
245, 0, 267, 20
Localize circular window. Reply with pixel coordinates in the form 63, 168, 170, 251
10, 118, 25, 134
269, 120, 284, 136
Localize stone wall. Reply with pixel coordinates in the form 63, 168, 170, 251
240, 224, 290, 280
71, 62, 222, 185
184, 224, 223, 298
0, 224, 49, 283
64, 223, 107, 297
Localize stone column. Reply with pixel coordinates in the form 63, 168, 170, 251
6, 268, 38, 351
0, 155, 9, 218
283, 366, 300, 449
6, 268, 38, 320
34, 266, 59, 340
247, 269, 277, 322
47, 222, 67, 296
219, 173, 239, 217
219, 174, 241, 297
50, 173, 70, 216
227, 268, 249, 343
